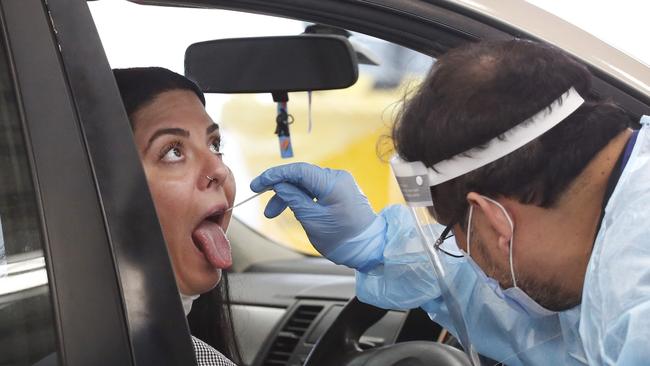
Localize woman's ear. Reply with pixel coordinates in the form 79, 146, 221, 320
466, 192, 513, 254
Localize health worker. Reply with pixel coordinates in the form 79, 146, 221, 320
250, 39, 650, 365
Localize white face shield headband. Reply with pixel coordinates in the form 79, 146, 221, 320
392, 87, 584, 190
389, 87, 584, 363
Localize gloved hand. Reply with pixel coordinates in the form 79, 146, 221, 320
250, 162, 387, 270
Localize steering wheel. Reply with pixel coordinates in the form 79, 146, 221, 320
304, 297, 471, 366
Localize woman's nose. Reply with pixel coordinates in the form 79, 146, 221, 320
202, 152, 229, 189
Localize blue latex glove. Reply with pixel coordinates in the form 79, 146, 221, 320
250, 162, 387, 270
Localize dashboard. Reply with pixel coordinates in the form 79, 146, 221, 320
229, 258, 443, 366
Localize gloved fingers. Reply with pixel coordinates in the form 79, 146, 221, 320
263, 193, 289, 218
250, 163, 304, 192
250, 173, 272, 193
270, 182, 320, 216
250, 162, 334, 198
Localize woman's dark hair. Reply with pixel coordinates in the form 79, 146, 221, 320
393, 39, 632, 226
113, 67, 242, 364
187, 275, 242, 365
113, 67, 205, 121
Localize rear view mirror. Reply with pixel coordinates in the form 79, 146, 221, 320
185, 35, 359, 94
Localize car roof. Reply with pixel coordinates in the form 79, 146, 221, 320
445, 0, 650, 98
127, 0, 650, 101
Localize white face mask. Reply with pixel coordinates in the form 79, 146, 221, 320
466, 196, 556, 318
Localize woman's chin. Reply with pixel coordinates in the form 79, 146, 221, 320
179, 269, 222, 296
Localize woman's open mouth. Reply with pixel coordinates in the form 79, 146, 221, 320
191, 208, 232, 269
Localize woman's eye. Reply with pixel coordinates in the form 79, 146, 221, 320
160, 143, 184, 162
209, 140, 223, 156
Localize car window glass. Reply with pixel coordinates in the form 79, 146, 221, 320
0, 26, 59, 366
220, 35, 432, 255
90, 3, 433, 254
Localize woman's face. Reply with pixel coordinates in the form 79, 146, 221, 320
132, 89, 235, 296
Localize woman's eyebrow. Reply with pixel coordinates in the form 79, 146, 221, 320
206, 123, 219, 135
145, 127, 190, 153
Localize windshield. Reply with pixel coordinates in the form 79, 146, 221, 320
91, 0, 646, 256
90, 1, 431, 255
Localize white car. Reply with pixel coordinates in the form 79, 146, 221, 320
0, 1, 647, 365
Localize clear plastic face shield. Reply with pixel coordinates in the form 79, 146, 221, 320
390, 157, 481, 364
390, 87, 584, 364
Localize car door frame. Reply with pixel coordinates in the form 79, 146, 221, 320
0, 0, 196, 365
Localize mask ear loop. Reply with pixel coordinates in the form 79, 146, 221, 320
466, 205, 474, 257
482, 196, 517, 288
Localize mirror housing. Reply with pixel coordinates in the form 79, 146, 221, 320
185, 35, 359, 94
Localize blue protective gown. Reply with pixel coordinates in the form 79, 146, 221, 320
356, 117, 650, 365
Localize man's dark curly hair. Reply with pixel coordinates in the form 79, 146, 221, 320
393, 40, 631, 226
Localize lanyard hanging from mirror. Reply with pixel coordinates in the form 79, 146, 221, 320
273, 92, 294, 158
271, 91, 316, 158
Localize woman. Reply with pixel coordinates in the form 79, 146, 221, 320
113, 67, 242, 366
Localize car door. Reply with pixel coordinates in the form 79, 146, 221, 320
0, 0, 196, 365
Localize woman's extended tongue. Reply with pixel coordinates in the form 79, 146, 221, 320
192, 220, 232, 269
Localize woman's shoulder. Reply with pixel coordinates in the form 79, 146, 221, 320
191, 336, 237, 366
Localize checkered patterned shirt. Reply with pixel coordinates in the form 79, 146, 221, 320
192, 336, 237, 366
